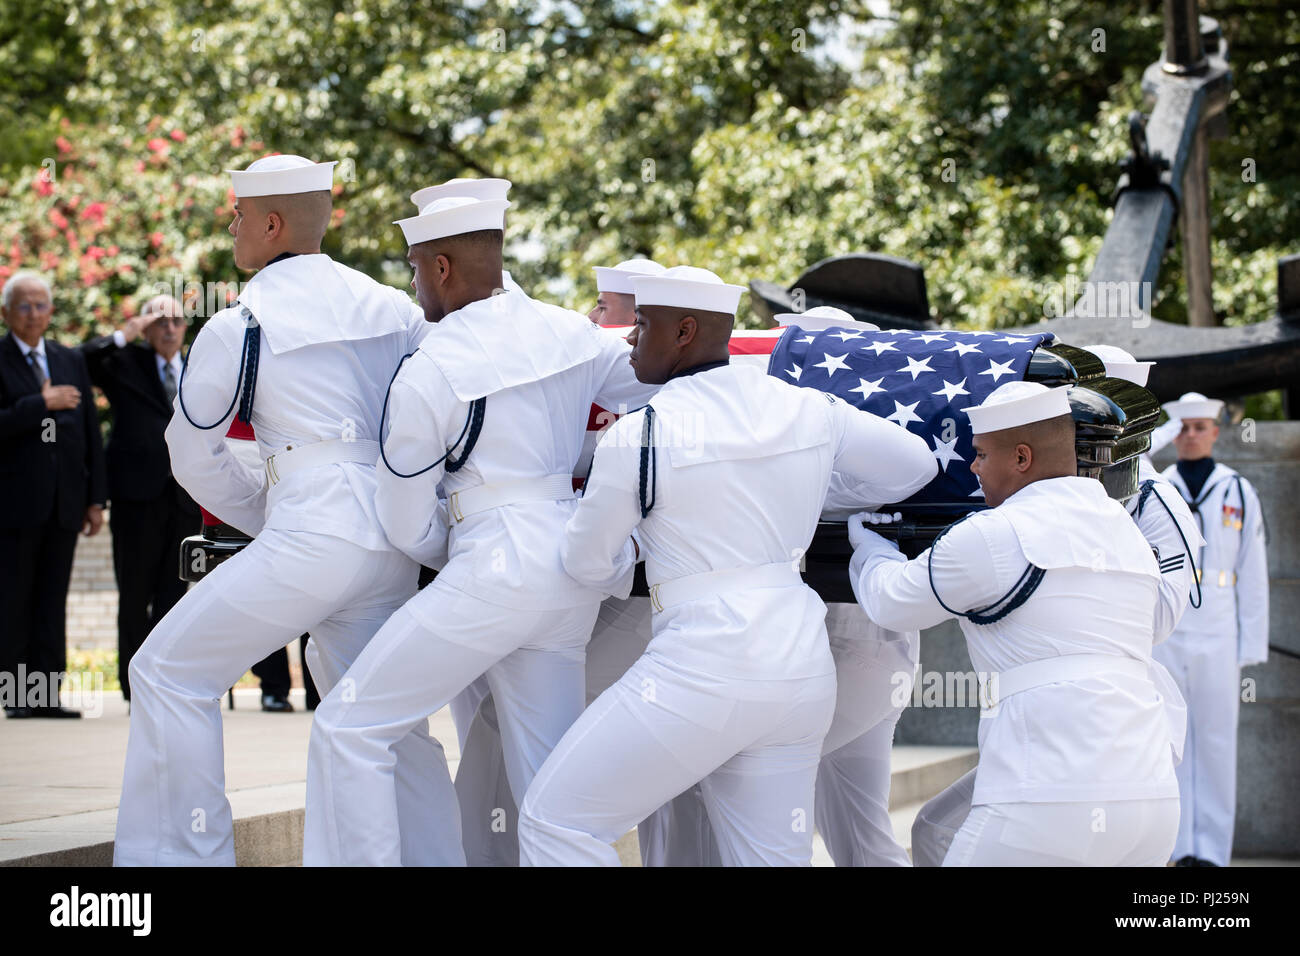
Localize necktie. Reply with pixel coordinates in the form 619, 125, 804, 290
163, 362, 178, 404
27, 351, 47, 386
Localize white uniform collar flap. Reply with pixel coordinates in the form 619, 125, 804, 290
652, 364, 833, 468
420, 290, 603, 402
237, 254, 409, 355
996, 476, 1159, 577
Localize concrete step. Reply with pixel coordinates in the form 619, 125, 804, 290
1, 689, 975, 867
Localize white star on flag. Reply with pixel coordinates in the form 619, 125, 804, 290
916, 332, 948, 344
885, 400, 923, 427
785, 363, 801, 380
832, 329, 864, 340
945, 341, 981, 356
863, 340, 898, 355
932, 377, 970, 401
848, 376, 886, 400
979, 358, 1016, 382
932, 435, 964, 472
995, 335, 1029, 344
813, 352, 851, 377
898, 356, 935, 380
798, 334, 816, 344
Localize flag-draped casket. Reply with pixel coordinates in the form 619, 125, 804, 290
181, 324, 1160, 592
750, 323, 1162, 600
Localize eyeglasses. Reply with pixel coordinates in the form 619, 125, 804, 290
11, 301, 52, 315
148, 315, 187, 327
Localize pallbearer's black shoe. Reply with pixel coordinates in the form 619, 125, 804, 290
32, 706, 82, 718
4, 706, 33, 719
261, 694, 294, 713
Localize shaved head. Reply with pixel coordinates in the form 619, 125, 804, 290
644, 305, 734, 347
970, 413, 1077, 507
229, 189, 333, 270
626, 303, 734, 384
242, 190, 332, 244
407, 229, 505, 323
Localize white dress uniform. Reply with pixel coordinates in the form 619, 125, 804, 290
112, 209, 458, 861
519, 283, 940, 866
303, 225, 659, 866
911, 454, 1205, 867
910, 359, 1202, 866
1154, 442, 1268, 864
855, 383, 1184, 866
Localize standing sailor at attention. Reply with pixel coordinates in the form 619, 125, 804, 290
1155, 392, 1269, 867
853, 381, 1184, 866
114, 155, 456, 867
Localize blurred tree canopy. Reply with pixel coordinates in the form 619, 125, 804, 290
0, 0, 1294, 346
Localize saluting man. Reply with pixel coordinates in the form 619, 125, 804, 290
304, 190, 659, 866
113, 155, 458, 866
80, 295, 198, 704
1154, 392, 1269, 866
853, 381, 1183, 866
518, 267, 938, 866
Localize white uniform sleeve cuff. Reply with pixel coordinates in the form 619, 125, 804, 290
112, 330, 127, 348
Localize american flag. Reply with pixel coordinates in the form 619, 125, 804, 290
768, 326, 1055, 505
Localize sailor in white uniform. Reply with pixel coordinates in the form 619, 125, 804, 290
517, 268, 938, 866
1083, 347, 1204, 638
853, 381, 1183, 865
909, 350, 1204, 866
402, 177, 532, 868
303, 191, 658, 865
1154, 392, 1269, 866
114, 156, 457, 866
633, 305, 926, 867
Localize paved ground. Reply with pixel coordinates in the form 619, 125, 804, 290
1, 689, 977, 865
3, 691, 1291, 866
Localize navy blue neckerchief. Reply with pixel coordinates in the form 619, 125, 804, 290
1176, 456, 1215, 500
176, 252, 296, 430
638, 358, 730, 518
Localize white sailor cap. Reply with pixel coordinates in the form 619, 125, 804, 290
1081, 344, 1155, 387
594, 258, 667, 295
773, 305, 879, 332
631, 265, 745, 315
410, 178, 512, 210
965, 381, 1073, 435
1163, 391, 1224, 422
394, 196, 510, 247
227, 155, 338, 198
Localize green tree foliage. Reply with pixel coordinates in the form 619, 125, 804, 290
0, 0, 1293, 347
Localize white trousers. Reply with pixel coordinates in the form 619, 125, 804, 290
913, 769, 1180, 866
519, 655, 837, 866
305, 576, 598, 865
455, 598, 917, 867
1153, 633, 1240, 865
454, 594, 663, 866
630, 603, 918, 867
113, 530, 457, 866
455, 690, 521, 867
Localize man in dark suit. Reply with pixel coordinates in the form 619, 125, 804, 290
81, 295, 200, 702
1, 271, 107, 718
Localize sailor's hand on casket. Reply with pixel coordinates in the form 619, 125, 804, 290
847, 511, 903, 552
